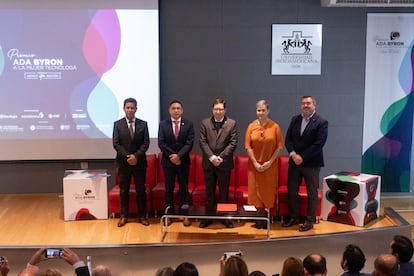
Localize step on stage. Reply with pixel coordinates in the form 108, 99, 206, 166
0, 194, 410, 275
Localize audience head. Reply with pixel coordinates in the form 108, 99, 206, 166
221, 255, 249, 276
303, 254, 327, 276
341, 244, 366, 273
390, 235, 414, 263
18, 266, 42, 276
281, 257, 304, 276
248, 270, 266, 276
156, 266, 174, 276
92, 265, 112, 276
373, 253, 399, 276
44, 268, 62, 276
155, 266, 174, 276
173, 262, 198, 276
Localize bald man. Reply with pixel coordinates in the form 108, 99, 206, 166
303, 253, 327, 276
92, 265, 112, 276
373, 254, 399, 276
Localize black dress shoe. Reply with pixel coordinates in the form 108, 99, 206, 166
282, 218, 299, 227
117, 217, 128, 227
253, 220, 267, 229
199, 220, 212, 228
299, 221, 313, 232
221, 219, 234, 228
138, 217, 150, 226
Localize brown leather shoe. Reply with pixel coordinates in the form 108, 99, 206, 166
183, 218, 191, 227
117, 217, 128, 227
138, 217, 150, 226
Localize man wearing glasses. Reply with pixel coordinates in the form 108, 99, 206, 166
199, 98, 238, 228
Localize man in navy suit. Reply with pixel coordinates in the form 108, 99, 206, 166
158, 100, 194, 226
282, 96, 328, 231
113, 97, 150, 227
199, 98, 238, 228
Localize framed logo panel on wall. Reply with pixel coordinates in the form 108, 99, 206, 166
271, 24, 322, 75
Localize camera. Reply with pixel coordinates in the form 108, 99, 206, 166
0, 257, 4, 264
223, 251, 242, 260
44, 248, 63, 258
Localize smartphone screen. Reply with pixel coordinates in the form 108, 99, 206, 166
45, 248, 63, 258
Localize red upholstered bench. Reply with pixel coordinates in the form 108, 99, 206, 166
234, 155, 249, 206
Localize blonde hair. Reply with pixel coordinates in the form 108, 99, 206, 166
44, 268, 62, 276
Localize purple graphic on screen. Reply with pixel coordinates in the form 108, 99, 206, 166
71, 10, 121, 138
83, 10, 120, 76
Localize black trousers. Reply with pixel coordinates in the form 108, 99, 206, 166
162, 165, 190, 210
118, 165, 146, 218
287, 164, 320, 221
204, 167, 231, 214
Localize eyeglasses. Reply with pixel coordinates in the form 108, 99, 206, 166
213, 108, 225, 112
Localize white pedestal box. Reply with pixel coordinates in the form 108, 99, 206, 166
63, 170, 109, 221
321, 172, 381, 227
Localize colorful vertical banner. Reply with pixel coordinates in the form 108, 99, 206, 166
271, 24, 322, 75
363, 13, 414, 192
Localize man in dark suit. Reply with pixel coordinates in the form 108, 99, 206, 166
113, 97, 150, 227
158, 100, 194, 226
199, 98, 238, 228
282, 96, 328, 232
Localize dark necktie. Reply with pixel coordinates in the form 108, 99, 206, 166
174, 120, 179, 139
128, 120, 134, 138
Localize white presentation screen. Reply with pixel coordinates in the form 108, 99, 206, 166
0, 1, 159, 160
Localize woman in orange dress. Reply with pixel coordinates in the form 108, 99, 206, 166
245, 100, 283, 229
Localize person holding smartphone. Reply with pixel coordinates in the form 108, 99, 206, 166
21, 248, 90, 276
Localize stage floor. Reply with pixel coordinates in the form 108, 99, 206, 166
0, 193, 411, 275
0, 193, 408, 247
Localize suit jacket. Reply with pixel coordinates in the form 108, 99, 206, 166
158, 118, 194, 167
399, 262, 414, 276
285, 112, 328, 168
113, 117, 149, 169
199, 116, 238, 170
75, 266, 90, 276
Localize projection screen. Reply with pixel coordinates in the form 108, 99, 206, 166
0, 0, 159, 160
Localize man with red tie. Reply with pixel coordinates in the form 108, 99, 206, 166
113, 97, 150, 227
158, 100, 194, 226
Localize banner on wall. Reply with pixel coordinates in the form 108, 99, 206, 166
362, 13, 414, 192
271, 24, 322, 75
